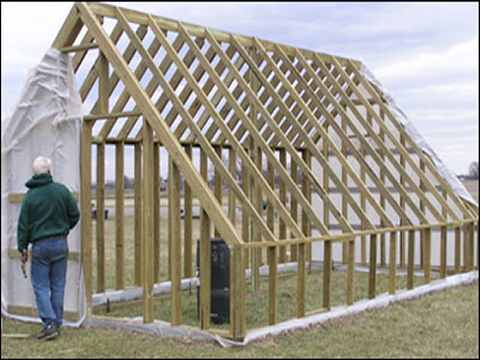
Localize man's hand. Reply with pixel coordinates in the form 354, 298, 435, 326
20, 251, 28, 265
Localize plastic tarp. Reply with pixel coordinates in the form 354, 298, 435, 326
359, 65, 477, 207
1, 49, 86, 327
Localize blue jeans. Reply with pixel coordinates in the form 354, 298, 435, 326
31, 237, 68, 328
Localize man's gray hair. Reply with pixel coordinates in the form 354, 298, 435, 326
32, 156, 52, 175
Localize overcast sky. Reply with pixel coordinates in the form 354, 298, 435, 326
1, 2, 478, 178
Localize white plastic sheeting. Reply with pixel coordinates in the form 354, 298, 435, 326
213, 271, 478, 347
1, 49, 86, 327
359, 65, 477, 207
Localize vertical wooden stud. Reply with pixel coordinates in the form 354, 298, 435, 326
115, 142, 124, 290
142, 121, 154, 324
279, 148, 287, 263
407, 230, 415, 289
388, 231, 396, 295
134, 143, 143, 286
323, 240, 332, 310
169, 158, 182, 325
153, 143, 161, 283
199, 149, 211, 330
184, 144, 193, 278
96, 143, 105, 293
368, 234, 377, 299
81, 120, 93, 313
440, 225, 447, 278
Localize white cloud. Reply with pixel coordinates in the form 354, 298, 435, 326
373, 38, 479, 85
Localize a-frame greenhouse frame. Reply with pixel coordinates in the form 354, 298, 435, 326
51, 2, 478, 340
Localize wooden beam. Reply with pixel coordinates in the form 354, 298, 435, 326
169, 158, 182, 325
199, 149, 211, 330
52, 4, 83, 49
60, 42, 99, 53
184, 144, 193, 278
80, 120, 93, 314
154, 143, 161, 282
142, 120, 154, 323
388, 231, 397, 295
96, 143, 106, 293
368, 234, 377, 299
440, 226, 447, 278
407, 230, 415, 289
423, 228, 431, 283
134, 143, 143, 286
323, 240, 332, 310
115, 142, 125, 290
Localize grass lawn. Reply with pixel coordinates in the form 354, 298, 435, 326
1, 282, 478, 358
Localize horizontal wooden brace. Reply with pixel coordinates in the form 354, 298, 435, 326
59, 43, 98, 53
84, 111, 143, 121
241, 219, 477, 249
8, 192, 79, 204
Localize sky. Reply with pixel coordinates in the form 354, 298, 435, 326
1, 1, 478, 178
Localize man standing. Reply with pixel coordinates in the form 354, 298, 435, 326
17, 156, 80, 341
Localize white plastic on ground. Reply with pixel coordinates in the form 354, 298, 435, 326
93, 261, 305, 307
213, 271, 478, 348
359, 65, 477, 207
1, 49, 86, 328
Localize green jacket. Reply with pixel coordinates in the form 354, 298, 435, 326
17, 173, 80, 252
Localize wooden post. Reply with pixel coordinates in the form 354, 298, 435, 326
267, 157, 277, 325
454, 226, 461, 273
142, 120, 154, 324
279, 148, 287, 263
199, 149, 211, 330
290, 161, 298, 261
368, 234, 377, 299
169, 158, 182, 325
134, 143, 143, 286
241, 152, 250, 270
96, 50, 108, 294
346, 238, 355, 305
184, 144, 193, 278
81, 120, 93, 313
228, 148, 237, 226
323, 138, 330, 233
230, 246, 246, 339
423, 228, 431, 283
214, 146, 222, 238
419, 160, 426, 269
96, 143, 105, 293
153, 143, 161, 283
440, 226, 447, 278
297, 241, 306, 318
323, 240, 332, 310
341, 119, 348, 265
399, 134, 407, 269
115, 142, 125, 290
360, 140, 367, 266
407, 230, 415, 289
379, 108, 386, 268
302, 150, 312, 272
388, 231, 396, 295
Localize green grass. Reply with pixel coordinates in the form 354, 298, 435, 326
2, 283, 478, 358
94, 270, 413, 331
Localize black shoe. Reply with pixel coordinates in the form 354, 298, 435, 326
35, 325, 59, 341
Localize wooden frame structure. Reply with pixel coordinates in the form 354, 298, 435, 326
52, 2, 478, 340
